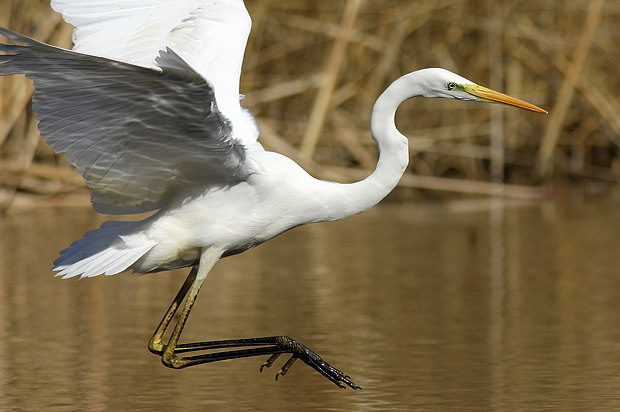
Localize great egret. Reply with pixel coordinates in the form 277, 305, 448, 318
0, 0, 545, 389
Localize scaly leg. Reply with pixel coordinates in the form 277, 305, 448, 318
148, 265, 198, 355
149, 247, 361, 389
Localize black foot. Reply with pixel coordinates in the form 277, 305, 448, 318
260, 336, 362, 390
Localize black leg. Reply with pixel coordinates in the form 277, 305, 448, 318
148, 249, 361, 389
148, 265, 198, 355
172, 335, 362, 389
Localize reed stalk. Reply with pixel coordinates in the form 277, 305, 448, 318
1, 0, 618, 209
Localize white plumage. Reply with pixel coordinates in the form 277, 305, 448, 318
0, 0, 545, 388
52, 0, 255, 138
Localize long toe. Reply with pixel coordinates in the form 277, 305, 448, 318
291, 341, 362, 389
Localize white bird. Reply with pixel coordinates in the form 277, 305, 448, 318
0, 0, 546, 389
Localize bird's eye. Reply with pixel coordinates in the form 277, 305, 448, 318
447, 82, 458, 91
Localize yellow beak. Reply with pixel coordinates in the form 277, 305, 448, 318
463, 84, 547, 114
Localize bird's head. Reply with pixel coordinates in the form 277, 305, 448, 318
409, 68, 547, 113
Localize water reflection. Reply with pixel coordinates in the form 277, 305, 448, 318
0, 198, 619, 411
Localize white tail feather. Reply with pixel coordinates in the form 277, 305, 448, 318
54, 221, 156, 278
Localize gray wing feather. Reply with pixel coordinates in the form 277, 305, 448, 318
0, 27, 249, 214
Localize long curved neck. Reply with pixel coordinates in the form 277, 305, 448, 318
313, 74, 415, 222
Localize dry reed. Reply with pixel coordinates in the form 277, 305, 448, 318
1, 0, 619, 210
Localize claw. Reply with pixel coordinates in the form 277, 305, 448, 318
275, 355, 297, 380
260, 353, 281, 373
261, 337, 363, 389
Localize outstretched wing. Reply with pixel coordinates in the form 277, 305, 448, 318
50, 0, 255, 145
0, 28, 250, 214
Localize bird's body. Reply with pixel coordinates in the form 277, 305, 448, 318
54, 64, 417, 278
60, 132, 403, 275
0, 0, 545, 389
84, 151, 346, 275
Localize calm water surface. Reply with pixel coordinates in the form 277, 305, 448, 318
0, 197, 619, 411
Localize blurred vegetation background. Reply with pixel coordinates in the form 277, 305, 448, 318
0, 0, 617, 210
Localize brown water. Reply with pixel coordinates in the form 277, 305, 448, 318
0, 197, 619, 411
